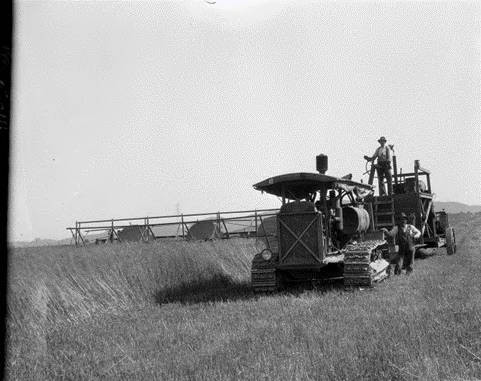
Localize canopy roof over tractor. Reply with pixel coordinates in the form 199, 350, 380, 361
253, 172, 373, 200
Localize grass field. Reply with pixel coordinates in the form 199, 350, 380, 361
6, 213, 481, 380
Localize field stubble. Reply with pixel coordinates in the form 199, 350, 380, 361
6, 213, 481, 380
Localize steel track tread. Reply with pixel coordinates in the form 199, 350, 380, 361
343, 239, 387, 288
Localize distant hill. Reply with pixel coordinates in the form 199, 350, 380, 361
434, 202, 481, 214
10, 237, 73, 248
9, 232, 107, 248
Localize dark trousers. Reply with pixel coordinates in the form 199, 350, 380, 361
377, 162, 393, 196
392, 245, 415, 274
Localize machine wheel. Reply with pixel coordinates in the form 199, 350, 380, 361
446, 227, 456, 255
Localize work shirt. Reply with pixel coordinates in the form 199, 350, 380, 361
385, 224, 421, 243
373, 145, 393, 163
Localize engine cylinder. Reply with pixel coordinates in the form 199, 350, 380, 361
341, 206, 370, 235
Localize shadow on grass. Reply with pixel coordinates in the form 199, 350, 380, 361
415, 247, 444, 259
155, 275, 349, 306
155, 275, 255, 305
310, 279, 346, 293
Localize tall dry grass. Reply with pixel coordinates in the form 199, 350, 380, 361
6, 238, 259, 379
6, 214, 481, 380
8, 238, 256, 323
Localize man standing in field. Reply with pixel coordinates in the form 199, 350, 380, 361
364, 136, 393, 196
382, 213, 421, 275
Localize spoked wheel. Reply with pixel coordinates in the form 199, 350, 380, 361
446, 227, 456, 255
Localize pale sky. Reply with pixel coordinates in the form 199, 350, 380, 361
10, 0, 481, 241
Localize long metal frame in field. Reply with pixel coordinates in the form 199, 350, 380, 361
66, 208, 279, 246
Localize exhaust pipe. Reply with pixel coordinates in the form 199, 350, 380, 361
316, 154, 328, 174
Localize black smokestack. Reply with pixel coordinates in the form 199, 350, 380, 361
316, 154, 328, 174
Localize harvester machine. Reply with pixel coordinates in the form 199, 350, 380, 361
251, 154, 390, 292
364, 152, 456, 257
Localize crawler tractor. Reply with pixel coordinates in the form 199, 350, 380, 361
251, 155, 390, 292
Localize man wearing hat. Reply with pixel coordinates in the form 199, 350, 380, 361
381, 213, 421, 274
364, 136, 393, 196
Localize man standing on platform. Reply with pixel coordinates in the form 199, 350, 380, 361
364, 136, 393, 196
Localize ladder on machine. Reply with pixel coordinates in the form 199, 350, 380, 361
374, 196, 395, 230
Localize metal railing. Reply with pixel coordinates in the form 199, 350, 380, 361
66, 208, 279, 246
